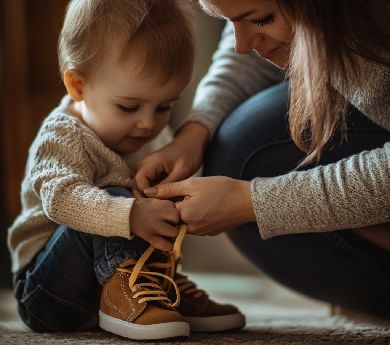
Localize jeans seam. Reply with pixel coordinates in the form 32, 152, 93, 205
20, 284, 92, 331
322, 232, 374, 266
28, 228, 65, 277
240, 138, 295, 179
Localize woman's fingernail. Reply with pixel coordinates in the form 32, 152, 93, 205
144, 187, 157, 196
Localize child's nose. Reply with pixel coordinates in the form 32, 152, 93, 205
136, 113, 156, 130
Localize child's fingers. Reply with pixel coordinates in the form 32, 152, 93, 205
163, 207, 180, 225
157, 165, 188, 186
149, 235, 173, 251
157, 222, 179, 238
131, 187, 144, 199
135, 169, 152, 191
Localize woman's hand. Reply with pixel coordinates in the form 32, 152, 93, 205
130, 198, 180, 251
144, 176, 256, 236
133, 122, 210, 196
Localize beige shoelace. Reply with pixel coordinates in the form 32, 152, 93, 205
117, 224, 187, 307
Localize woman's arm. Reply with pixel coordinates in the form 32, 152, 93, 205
143, 143, 390, 238
251, 142, 390, 239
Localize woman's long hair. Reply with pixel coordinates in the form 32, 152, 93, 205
278, 0, 390, 165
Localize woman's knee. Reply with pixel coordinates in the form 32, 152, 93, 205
203, 82, 295, 178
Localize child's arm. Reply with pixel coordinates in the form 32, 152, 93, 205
29, 128, 133, 239
29, 116, 179, 249
33, 157, 178, 250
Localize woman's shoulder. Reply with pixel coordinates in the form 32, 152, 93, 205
346, 56, 390, 130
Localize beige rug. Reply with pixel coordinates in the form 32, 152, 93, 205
1, 274, 389, 344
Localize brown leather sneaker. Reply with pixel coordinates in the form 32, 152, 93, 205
163, 225, 246, 332
172, 272, 246, 332
99, 246, 190, 340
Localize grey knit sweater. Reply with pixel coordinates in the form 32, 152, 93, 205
183, 6, 390, 239
8, 96, 173, 273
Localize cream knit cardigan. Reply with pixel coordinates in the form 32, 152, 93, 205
8, 96, 172, 273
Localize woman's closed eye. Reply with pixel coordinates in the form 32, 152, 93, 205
251, 13, 274, 27
117, 104, 140, 113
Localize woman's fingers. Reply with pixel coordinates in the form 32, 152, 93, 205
144, 179, 191, 199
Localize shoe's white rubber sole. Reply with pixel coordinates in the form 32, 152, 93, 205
185, 313, 246, 332
99, 311, 190, 340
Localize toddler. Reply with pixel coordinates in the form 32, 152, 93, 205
7, 0, 244, 340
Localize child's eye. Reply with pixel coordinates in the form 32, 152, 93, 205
251, 14, 274, 27
156, 106, 171, 113
117, 104, 139, 113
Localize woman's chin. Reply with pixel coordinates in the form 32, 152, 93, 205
260, 54, 288, 69
254, 45, 290, 69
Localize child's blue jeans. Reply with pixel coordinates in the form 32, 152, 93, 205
13, 187, 149, 332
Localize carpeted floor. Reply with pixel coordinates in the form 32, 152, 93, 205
1, 274, 389, 345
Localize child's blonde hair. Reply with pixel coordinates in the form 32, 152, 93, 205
59, 0, 194, 81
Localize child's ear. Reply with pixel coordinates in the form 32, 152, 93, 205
63, 69, 85, 101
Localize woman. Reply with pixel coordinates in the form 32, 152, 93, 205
134, 0, 390, 317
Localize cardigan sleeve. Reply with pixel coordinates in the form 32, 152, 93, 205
29, 116, 134, 239
251, 142, 390, 239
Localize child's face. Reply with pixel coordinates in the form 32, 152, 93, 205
76, 51, 191, 154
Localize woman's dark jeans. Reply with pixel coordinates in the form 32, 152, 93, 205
13, 187, 151, 332
203, 81, 390, 317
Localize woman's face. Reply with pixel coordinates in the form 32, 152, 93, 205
201, 0, 292, 67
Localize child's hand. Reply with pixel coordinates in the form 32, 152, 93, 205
129, 198, 180, 251
134, 122, 209, 194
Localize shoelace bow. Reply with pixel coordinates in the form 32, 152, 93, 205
117, 224, 188, 307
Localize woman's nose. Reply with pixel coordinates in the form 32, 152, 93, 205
233, 23, 253, 54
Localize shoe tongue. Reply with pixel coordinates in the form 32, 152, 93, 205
148, 249, 168, 263
119, 257, 137, 267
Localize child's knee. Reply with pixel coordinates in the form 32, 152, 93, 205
104, 186, 132, 198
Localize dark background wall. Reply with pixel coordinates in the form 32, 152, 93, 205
1, 0, 68, 287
